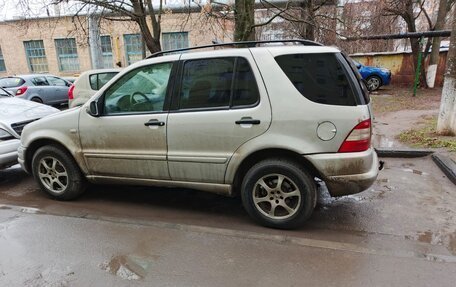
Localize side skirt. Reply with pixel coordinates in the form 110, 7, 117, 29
86, 175, 234, 197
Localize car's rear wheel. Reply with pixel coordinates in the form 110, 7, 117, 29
366, 75, 382, 91
241, 159, 316, 229
31, 97, 43, 103
32, 145, 86, 200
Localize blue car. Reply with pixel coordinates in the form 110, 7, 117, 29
354, 61, 391, 91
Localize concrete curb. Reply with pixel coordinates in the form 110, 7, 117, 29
375, 148, 434, 158
432, 154, 456, 185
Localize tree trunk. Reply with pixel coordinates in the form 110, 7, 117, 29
427, 0, 448, 88
132, 0, 161, 54
437, 8, 456, 134
299, 0, 315, 40
234, 0, 255, 42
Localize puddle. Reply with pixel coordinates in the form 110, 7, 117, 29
401, 168, 429, 176
406, 230, 456, 256
100, 254, 155, 280
374, 134, 396, 148
20, 207, 43, 214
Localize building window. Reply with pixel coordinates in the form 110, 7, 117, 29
0, 46, 5, 72
124, 34, 142, 66
24, 40, 48, 73
162, 32, 189, 51
55, 38, 80, 72
101, 35, 113, 68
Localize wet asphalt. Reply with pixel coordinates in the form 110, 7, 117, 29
0, 156, 455, 286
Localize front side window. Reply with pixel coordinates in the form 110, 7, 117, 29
89, 72, 118, 90
178, 57, 260, 110
103, 62, 173, 115
24, 40, 48, 73
55, 38, 80, 72
124, 34, 142, 65
275, 53, 356, 106
47, 76, 67, 86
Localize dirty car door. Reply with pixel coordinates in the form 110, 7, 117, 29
79, 60, 176, 180
167, 51, 271, 183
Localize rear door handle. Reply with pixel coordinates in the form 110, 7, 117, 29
235, 117, 261, 125
144, 119, 165, 126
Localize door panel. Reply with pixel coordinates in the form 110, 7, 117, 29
167, 51, 271, 183
79, 113, 169, 179
79, 60, 176, 180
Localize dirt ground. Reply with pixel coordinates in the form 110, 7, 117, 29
371, 86, 456, 160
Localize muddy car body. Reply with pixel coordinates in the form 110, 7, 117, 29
19, 41, 379, 229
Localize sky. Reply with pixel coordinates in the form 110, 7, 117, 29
0, 0, 204, 21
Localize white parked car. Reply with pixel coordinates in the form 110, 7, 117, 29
19, 40, 379, 229
0, 88, 59, 169
69, 69, 121, 108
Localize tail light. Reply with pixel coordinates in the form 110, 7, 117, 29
338, 119, 371, 153
16, 86, 28, 96
68, 84, 75, 100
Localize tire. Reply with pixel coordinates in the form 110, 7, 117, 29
32, 145, 87, 200
241, 159, 316, 229
366, 75, 382, 91
30, 97, 43, 103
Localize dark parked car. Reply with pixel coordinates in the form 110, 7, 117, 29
0, 74, 72, 106
354, 61, 391, 91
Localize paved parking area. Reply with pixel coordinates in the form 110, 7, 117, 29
0, 156, 455, 286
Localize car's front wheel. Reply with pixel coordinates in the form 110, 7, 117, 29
32, 145, 87, 200
241, 159, 316, 229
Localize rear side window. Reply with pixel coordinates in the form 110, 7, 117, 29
178, 57, 259, 110
32, 76, 49, 86
275, 53, 356, 106
89, 72, 118, 90
0, 77, 25, 88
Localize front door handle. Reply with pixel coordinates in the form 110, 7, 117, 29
144, 119, 165, 127
235, 117, 261, 125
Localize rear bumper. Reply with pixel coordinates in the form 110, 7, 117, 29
0, 139, 20, 169
305, 148, 379, 197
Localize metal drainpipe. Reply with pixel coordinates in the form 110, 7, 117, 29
413, 36, 425, 96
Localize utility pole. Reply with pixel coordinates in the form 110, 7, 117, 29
437, 9, 456, 134
88, 14, 103, 69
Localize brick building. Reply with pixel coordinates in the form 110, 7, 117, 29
0, 11, 233, 77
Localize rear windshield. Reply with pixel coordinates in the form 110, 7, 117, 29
275, 53, 360, 106
0, 77, 25, 88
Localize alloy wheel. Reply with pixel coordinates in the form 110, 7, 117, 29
252, 174, 301, 220
37, 156, 68, 194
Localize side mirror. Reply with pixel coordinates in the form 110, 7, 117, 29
87, 101, 100, 117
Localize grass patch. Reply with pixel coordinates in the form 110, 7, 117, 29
397, 116, 456, 152
370, 87, 441, 115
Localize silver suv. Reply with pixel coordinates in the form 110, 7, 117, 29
19, 41, 379, 229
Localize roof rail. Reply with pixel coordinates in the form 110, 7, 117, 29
146, 39, 323, 59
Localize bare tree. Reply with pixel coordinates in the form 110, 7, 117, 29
437, 7, 456, 134
54, 0, 164, 53
382, 0, 431, 86
427, 0, 455, 88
